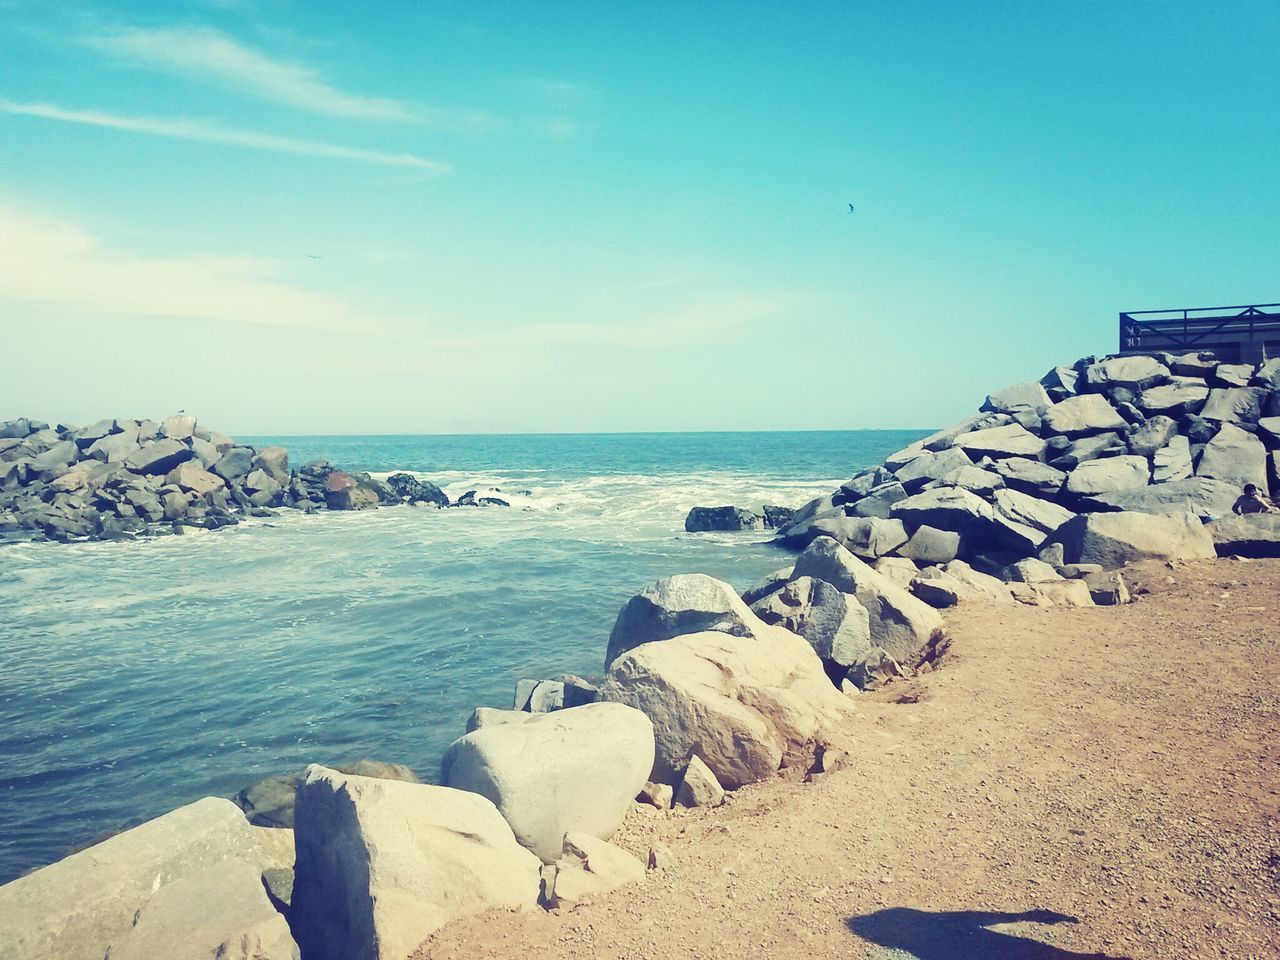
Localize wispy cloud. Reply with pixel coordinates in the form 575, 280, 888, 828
0, 98, 450, 171
88, 26, 496, 131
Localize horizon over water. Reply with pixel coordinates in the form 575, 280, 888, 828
0, 428, 928, 883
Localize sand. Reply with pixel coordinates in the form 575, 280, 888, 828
415, 558, 1280, 959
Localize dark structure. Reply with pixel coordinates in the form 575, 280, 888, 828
1118, 303, 1280, 363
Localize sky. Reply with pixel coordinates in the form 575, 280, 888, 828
0, 1, 1277, 435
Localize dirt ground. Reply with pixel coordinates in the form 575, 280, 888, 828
416, 558, 1280, 960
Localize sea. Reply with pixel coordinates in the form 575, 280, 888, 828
0, 429, 927, 883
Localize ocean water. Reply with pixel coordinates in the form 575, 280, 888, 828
0, 429, 925, 883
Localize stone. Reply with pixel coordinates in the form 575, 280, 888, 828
122, 438, 194, 476
0, 797, 296, 960
1004, 557, 1061, 583
292, 765, 540, 960
605, 573, 761, 668
849, 480, 908, 518
894, 447, 973, 491
1031, 579, 1095, 606
637, 781, 673, 809
1199, 387, 1267, 423
441, 702, 654, 862
761, 504, 796, 529
740, 566, 793, 605
980, 381, 1052, 414
1196, 423, 1269, 492
675, 755, 725, 807
871, 556, 922, 587
908, 571, 965, 608
385, 473, 449, 507
937, 559, 1016, 602
684, 505, 764, 532
648, 844, 675, 871
1042, 394, 1128, 437
189, 435, 220, 468
599, 626, 850, 789
1079, 476, 1241, 518
1040, 365, 1080, 397
1084, 570, 1131, 604
1083, 356, 1169, 392
993, 457, 1066, 497
1253, 358, 1280, 391
235, 759, 421, 828
1169, 352, 1217, 378
778, 512, 907, 556
1127, 415, 1178, 458
1048, 432, 1127, 472
324, 471, 381, 510
1152, 435, 1194, 483
1065, 455, 1150, 497
991, 488, 1075, 537
251, 445, 290, 484
844, 646, 904, 690
1207, 513, 1280, 558
212, 447, 255, 482
891, 486, 1043, 555
918, 413, 1012, 452
1041, 511, 1216, 567
160, 413, 197, 441
1138, 381, 1209, 417
790, 536, 944, 663
896, 524, 960, 565
72, 418, 116, 447
1213, 363, 1255, 387
1257, 417, 1280, 447
166, 460, 225, 496
952, 422, 1046, 460
928, 465, 1005, 496
750, 575, 873, 668
1181, 414, 1219, 444
546, 833, 646, 910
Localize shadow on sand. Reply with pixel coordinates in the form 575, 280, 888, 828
848, 908, 1131, 959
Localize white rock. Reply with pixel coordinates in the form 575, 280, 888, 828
1042, 394, 1128, 436
749, 575, 872, 667
1065, 455, 1150, 496
605, 573, 760, 667
1042, 511, 1216, 568
675, 755, 725, 807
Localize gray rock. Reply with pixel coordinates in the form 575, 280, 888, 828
1065, 455, 1150, 497
980, 381, 1052, 415
1196, 423, 1269, 492
1199, 387, 1267, 423
166, 461, 225, 496
605, 573, 761, 668
928, 464, 1005, 496
897, 524, 961, 565
1084, 570, 1131, 605
1083, 356, 1169, 392
1207, 513, 1280, 558
740, 566, 793, 605
292, 765, 540, 960
252, 445, 290, 484
684, 505, 764, 532
385, 472, 449, 507
1079, 477, 1240, 518
189, 435, 220, 468
777, 512, 907, 557
211, 447, 255, 482
1256, 417, 1280, 448
1169, 352, 1217, 378
952, 422, 1046, 460
1252, 358, 1280, 391
1040, 511, 1216, 567
1040, 365, 1080, 398
850, 480, 907, 518
871, 556, 923, 587
839, 469, 892, 500
1127, 415, 1178, 458
993, 457, 1066, 497
749, 575, 873, 668
674, 755, 724, 808
1213, 363, 1255, 387
1138, 381, 1209, 417
546, 833, 647, 909
86, 425, 141, 464
1042, 394, 1128, 437
234, 759, 421, 828
123, 438, 194, 476
72, 418, 117, 448
761, 504, 797, 529
29, 439, 79, 474
894, 447, 973, 491
844, 646, 905, 690
1003, 557, 1060, 583
991, 487, 1075, 536
891, 486, 1044, 555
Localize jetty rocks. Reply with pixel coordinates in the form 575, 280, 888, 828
0, 413, 456, 543
775, 351, 1280, 571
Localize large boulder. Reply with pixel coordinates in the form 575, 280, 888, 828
166, 460, 225, 496
893, 447, 972, 491
440, 702, 654, 863
1041, 394, 1128, 437
849, 480, 908, 519
790, 536, 943, 663
1207, 513, 1280, 558
292, 766, 540, 960
749, 575, 873, 668
385, 473, 449, 507
1064, 455, 1150, 497
252, 446, 290, 485
1078, 477, 1241, 519
896, 524, 961, 564
991, 487, 1075, 536
777, 512, 907, 556
1127, 415, 1178, 458
993, 457, 1066, 497
981, 381, 1052, 414
599, 627, 851, 788
1196, 423, 1269, 491
684, 505, 764, 532
1137, 381, 1209, 417
0, 797, 297, 960
123, 439, 194, 476
235, 759, 421, 828
605, 573, 760, 668
951, 423, 1046, 460
1082, 356, 1169, 392
1040, 511, 1216, 567
324, 471, 382, 510
211, 447, 255, 482
1152, 435, 1194, 483
1199, 387, 1267, 423
160, 413, 197, 441
890, 486, 1043, 555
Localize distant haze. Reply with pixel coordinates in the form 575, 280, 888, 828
1, 2, 1276, 434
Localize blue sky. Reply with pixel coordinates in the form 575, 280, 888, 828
1, 1, 1276, 434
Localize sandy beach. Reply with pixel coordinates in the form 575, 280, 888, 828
417, 558, 1280, 959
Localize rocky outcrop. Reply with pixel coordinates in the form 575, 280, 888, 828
684, 505, 765, 532
292, 765, 540, 960
440, 702, 654, 862
0, 797, 297, 960
604, 573, 761, 668
1040, 511, 1216, 567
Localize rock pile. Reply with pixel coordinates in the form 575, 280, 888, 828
0, 414, 458, 542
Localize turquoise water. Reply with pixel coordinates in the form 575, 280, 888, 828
0, 429, 924, 883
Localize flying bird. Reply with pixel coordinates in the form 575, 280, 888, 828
848, 203, 856, 214
306, 254, 322, 259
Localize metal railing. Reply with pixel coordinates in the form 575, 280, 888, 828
1118, 303, 1280, 354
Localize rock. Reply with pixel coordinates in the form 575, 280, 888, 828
952, 423, 1046, 460
1127, 415, 1178, 457
1049, 432, 1127, 471
929, 465, 1005, 497
385, 473, 449, 507
1257, 417, 1280, 447
244, 468, 283, 506
1084, 570, 1131, 604
894, 447, 973, 491
937, 559, 1015, 602
0, 797, 296, 960
1199, 387, 1267, 423
1170, 352, 1217, 378
1196, 423, 1269, 492
1042, 394, 1128, 437
778, 512, 907, 556
637, 781, 673, 809
1031, 579, 1095, 606
740, 566, 793, 605
1041, 511, 1216, 567
1152, 436, 1194, 483
292, 765, 540, 960
761, 504, 797, 529
750, 575, 873, 668
546, 833, 646, 910
891, 486, 1043, 555
993, 457, 1066, 497
849, 480, 908, 519
234, 759, 421, 828
1138, 381, 1209, 417
840, 469, 892, 500
1213, 362, 1255, 387
1004, 557, 1061, 583
790, 536, 944, 663
1206, 513, 1280, 558
981, 381, 1052, 414
1065, 455, 1150, 497
441, 702, 654, 862
324, 471, 381, 510
0, 417, 35, 439
166, 460, 225, 496
513, 679, 564, 712
647, 844, 675, 871
908, 571, 965, 608
160, 414, 197, 441
599, 626, 850, 788
72, 418, 117, 448
119, 438, 195, 476
844, 646, 905, 690
1083, 356, 1169, 392
684, 505, 764, 532
605, 573, 761, 668
249, 445, 289, 484
1079, 477, 1241, 518
674, 755, 725, 808
896, 524, 960, 564
1181, 414, 1219, 444
1040, 365, 1080, 397
189, 435, 220, 468
991, 488, 1075, 536
871, 556, 922, 587
211, 447, 255, 482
